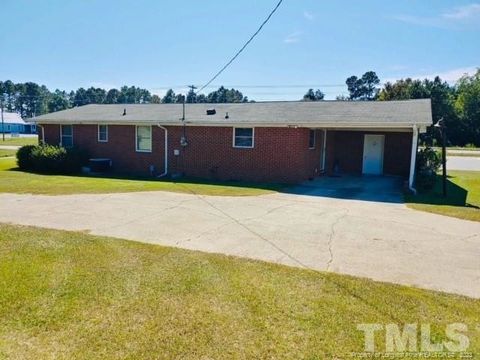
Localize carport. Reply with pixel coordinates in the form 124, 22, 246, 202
317, 126, 425, 191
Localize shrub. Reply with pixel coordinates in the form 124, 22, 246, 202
416, 146, 442, 190
16, 145, 37, 170
16, 145, 89, 174
31, 145, 68, 173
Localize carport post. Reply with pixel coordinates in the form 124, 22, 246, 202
408, 125, 418, 191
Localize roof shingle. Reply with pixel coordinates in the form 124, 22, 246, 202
31, 99, 432, 128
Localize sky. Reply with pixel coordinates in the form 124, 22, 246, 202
0, 0, 479, 100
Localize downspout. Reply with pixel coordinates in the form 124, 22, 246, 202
408, 125, 419, 194
37, 124, 45, 144
157, 124, 168, 177
321, 129, 327, 173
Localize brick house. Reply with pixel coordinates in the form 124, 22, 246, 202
32, 99, 432, 187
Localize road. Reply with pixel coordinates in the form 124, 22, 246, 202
447, 156, 480, 171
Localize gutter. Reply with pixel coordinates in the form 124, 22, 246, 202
29, 120, 431, 129
156, 124, 168, 177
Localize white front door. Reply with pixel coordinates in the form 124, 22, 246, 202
362, 134, 384, 175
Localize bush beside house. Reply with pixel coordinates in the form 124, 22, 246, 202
415, 146, 442, 190
17, 145, 88, 174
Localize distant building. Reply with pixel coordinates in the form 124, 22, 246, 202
0, 112, 36, 134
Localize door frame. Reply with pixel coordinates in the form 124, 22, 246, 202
362, 134, 385, 175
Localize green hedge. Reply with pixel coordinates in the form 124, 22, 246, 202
416, 146, 442, 190
16, 145, 89, 174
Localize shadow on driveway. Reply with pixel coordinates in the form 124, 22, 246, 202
285, 175, 405, 204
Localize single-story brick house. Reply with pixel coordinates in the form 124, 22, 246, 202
31, 99, 432, 187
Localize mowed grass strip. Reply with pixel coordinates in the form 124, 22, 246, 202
0, 224, 478, 359
0, 149, 16, 158
0, 157, 280, 196
0, 136, 38, 146
406, 171, 480, 222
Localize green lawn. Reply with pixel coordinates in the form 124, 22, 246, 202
0, 149, 16, 158
0, 135, 38, 146
0, 224, 478, 359
0, 157, 281, 196
448, 152, 480, 157
406, 171, 480, 222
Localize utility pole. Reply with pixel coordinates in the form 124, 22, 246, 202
187, 85, 197, 104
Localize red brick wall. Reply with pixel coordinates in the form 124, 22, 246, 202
42, 124, 165, 173
325, 130, 412, 177
168, 126, 322, 183
41, 124, 323, 183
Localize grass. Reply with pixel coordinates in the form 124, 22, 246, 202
0, 157, 281, 196
0, 224, 478, 359
0, 149, 16, 158
0, 135, 38, 146
406, 170, 480, 222
448, 152, 480, 157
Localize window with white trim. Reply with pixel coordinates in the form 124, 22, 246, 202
98, 125, 108, 142
233, 128, 254, 148
136, 125, 152, 152
309, 129, 315, 149
60, 125, 73, 148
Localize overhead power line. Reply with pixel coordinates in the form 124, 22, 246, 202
197, 0, 284, 92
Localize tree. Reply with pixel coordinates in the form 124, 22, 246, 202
186, 88, 197, 103
105, 89, 120, 104
161, 89, 176, 103
48, 90, 70, 112
72, 88, 89, 106
85, 87, 107, 104
175, 93, 186, 104
196, 93, 207, 103
377, 76, 458, 145
205, 86, 247, 103
346, 71, 380, 100
455, 70, 480, 146
303, 88, 325, 101
151, 94, 161, 104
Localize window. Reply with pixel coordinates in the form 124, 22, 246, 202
309, 129, 316, 149
98, 125, 108, 142
136, 125, 152, 152
60, 125, 73, 147
233, 128, 254, 148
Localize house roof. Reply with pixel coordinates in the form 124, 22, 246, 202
31, 99, 432, 128
2, 112, 26, 124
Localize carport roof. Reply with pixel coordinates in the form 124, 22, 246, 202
31, 99, 432, 128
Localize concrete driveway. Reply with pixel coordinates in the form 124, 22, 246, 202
0, 184, 479, 298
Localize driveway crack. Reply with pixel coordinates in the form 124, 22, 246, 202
189, 193, 310, 269
326, 209, 349, 271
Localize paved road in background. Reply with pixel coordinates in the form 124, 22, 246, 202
448, 156, 480, 171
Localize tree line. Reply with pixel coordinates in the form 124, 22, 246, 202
0, 82, 249, 119
1, 68, 479, 146
303, 69, 480, 146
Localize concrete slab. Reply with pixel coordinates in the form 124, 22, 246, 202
289, 175, 404, 203
1, 188, 479, 298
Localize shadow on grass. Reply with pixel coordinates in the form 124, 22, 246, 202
406, 175, 478, 209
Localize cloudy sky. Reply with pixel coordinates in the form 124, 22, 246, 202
1, 0, 478, 100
